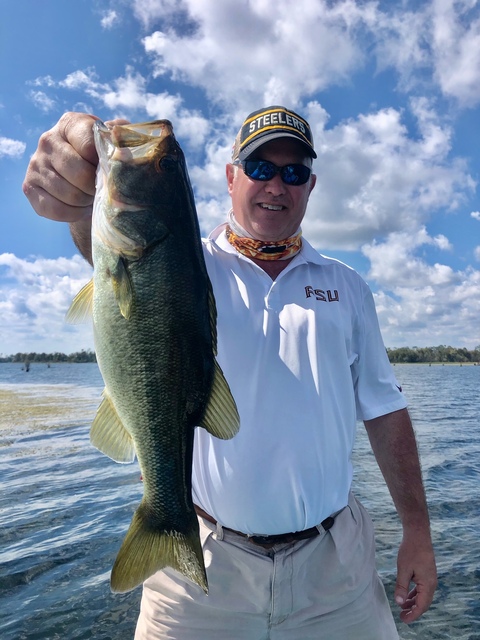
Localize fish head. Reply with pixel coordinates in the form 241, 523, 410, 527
92, 120, 189, 257
95, 119, 184, 205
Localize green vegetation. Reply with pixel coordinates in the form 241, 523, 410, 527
0, 350, 97, 363
387, 345, 480, 364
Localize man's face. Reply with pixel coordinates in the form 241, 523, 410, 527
226, 138, 316, 241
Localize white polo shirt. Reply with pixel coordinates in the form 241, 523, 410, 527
192, 225, 407, 535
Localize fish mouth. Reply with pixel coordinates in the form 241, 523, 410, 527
95, 120, 175, 163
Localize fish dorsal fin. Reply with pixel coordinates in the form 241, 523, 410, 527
199, 360, 239, 440
111, 257, 135, 320
65, 279, 94, 324
91, 390, 136, 463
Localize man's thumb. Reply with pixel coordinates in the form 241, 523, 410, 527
394, 579, 410, 605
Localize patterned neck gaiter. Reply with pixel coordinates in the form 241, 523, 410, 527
225, 210, 302, 261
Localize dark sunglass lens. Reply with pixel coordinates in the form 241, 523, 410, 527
242, 160, 310, 185
281, 164, 311, 185
244, 160, 275, 181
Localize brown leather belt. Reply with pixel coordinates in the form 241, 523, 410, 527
194, 505, 335, 548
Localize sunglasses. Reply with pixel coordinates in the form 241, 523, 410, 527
235, 159, 312, 186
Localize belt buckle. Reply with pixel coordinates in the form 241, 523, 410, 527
249, 534, 278, 546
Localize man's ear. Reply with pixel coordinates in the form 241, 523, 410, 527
226, 163, 236, 195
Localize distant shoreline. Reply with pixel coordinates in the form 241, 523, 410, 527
392, 362, 479, 366
1, 359, 478, 367
1, 346, 479, 367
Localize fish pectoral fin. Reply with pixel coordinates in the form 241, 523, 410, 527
111, 257, 135, 319
199, 360, 240, 440
65, 279, 94, 324
110, 502, 208, 594
90, 390, 136, 463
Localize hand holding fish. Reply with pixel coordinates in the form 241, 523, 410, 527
23, 112, 128, 223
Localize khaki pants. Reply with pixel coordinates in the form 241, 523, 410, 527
135, 493, 399, 639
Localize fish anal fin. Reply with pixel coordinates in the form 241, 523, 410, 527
65, 279, 94, 324
111, 503, 208, 594
199, 360, 239, 440
91, 390, 135, 463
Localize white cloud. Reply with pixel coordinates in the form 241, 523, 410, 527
134, 0, 480, 110
31, 0, 480, 128
372, 4, 430, 85
101, 9, 120, 29
29, 75, 57, 88
472, 211, 480, 221
189, 138, 234, 234
431, 0, 480, 107
372, 0, 480, 107
0, 254, 94, 355
474, 246, 480, 261
432, 234, 452, 251
0, 136, 26, 159
59, 68, 109, 96
132, 0, 181, 27
363, 227, 458, 289
29, 90, 57, 113
302, 99, 474, 250
142, 0, 370, 111
362, 230, 480, 348
102, 67, 149, 110
101, 68, 211, 148
33, 67, 210, 150
374, 266, 480, 349
30, 69, 110, 115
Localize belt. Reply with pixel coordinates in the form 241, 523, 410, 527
194, 505, 335, 548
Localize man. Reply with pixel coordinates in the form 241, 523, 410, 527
24, 106, 437, 639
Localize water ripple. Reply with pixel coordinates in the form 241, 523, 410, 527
1, 363, 479, 639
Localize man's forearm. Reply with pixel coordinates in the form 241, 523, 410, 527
70, 217, 93, 266
365, 407, 437, 620
364, 408, 431, 532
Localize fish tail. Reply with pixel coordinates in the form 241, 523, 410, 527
110, 502, 208, 594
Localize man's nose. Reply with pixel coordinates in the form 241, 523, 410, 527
264, 174, 286, 195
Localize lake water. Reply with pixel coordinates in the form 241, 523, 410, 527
0, 362, 478, 639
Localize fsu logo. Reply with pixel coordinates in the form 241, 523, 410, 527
305, 286, 339, 302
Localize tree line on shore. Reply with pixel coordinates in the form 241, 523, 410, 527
0, 350, 97, 363
1, 345, 479, 365
387, 345, 480, 363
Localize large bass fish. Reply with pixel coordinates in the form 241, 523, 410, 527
67, 120, 239, 594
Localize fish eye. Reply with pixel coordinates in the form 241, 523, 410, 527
159, 155, 177, 172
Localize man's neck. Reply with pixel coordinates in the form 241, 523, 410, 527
251, 256, 294, 279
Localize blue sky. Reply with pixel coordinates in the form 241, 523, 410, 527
1, 0, 479, 355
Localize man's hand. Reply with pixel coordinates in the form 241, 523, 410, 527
23, 112, 100, 222
23, 112, 131, 263
394, 531, 437, 623
23, 112, 130, 223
